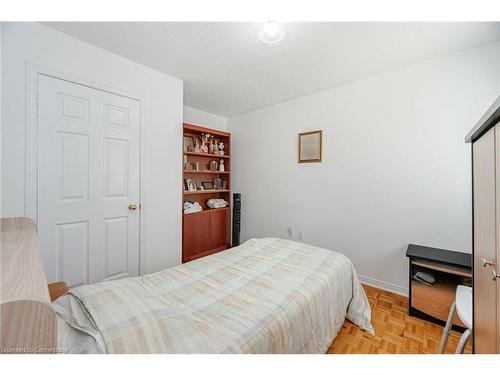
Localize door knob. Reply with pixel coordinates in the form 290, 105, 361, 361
128, 204, 138, 212
491, 269, 500, 280
482, 258, 494, 267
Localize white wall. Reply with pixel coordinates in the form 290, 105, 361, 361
229, 42, 500, 295
1, 23, 184, 274
184, 105, 227, 131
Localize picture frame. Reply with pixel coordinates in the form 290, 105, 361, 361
298, 130, 322, 163
202, 182, 214, 190
183, 136, 195, 152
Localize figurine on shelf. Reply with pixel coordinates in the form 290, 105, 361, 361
194, 140, 201, 153
213, 141, 219, 155
218, 142, 225, 156
200, 133, 211, 154
184, 178, 197, 192
213, 178, 222, 190
209, 140, 214, 154
201, 133, 209, 144
219, 159, 225, 172
209, 160, 218, 171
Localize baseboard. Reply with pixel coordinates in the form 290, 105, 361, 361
359, 275, 408, 297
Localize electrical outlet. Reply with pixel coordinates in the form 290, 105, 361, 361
288, 226, 293, 237
298, 231, 304, 240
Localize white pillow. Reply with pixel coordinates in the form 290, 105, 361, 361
53, 294, 106, 354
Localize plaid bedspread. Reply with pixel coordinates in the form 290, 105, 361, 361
64, 238, 373, 353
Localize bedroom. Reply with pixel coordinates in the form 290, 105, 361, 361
1, 0, 500, 372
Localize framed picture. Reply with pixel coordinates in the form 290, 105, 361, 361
298, 130, 322, 163
183, 136, 195, 152
202, 182, 214, 190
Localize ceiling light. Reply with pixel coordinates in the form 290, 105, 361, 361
258, 22, 287, 46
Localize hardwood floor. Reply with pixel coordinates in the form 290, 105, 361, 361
327, 284, 472, 354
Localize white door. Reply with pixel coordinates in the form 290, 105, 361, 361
37, 74, 141, 286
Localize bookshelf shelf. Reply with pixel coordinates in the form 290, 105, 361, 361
183, 152, 230, 159
184, 189, 230, 195
183, 170, 230, 174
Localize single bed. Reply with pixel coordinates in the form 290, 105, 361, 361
54, 237, 373, 354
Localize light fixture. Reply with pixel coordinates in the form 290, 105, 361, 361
258, 22, 287, 46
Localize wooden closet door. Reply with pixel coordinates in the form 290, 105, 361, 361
473, 126, 497, 353
496, 125, 500, 352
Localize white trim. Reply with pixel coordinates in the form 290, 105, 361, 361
25, 62, 147, 276
359, 274, 408, 297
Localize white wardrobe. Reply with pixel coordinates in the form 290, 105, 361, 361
468, 96, 500, 354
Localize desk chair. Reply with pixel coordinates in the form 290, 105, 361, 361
438, 285, 472, 354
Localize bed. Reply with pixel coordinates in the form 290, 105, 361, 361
54, 237, 373, 353
0, 218, 373, 354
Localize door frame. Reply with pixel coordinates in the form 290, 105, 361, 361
25, 63, 146, 275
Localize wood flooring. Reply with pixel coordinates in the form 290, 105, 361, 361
327, 284, 472, 354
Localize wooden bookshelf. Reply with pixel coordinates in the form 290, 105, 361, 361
182, 123, 231, 263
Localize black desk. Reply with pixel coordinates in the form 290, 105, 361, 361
406, 244, 472, 331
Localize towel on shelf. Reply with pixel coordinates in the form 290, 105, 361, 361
184, 201, 203, 214
207, 199, 228, 209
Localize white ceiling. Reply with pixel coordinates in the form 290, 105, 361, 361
44, 22, 500, 117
